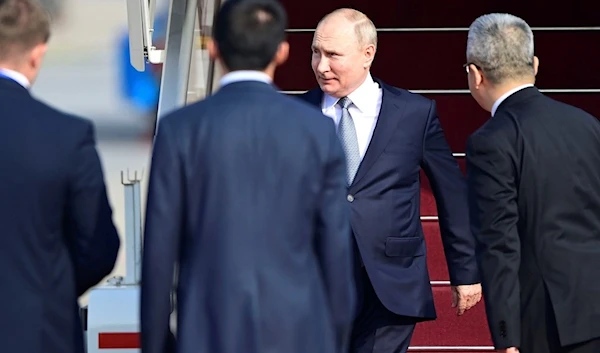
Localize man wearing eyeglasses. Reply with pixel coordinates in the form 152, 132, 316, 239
465, 13, 600, 353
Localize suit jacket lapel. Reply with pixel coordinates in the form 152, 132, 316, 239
350, 83, 406, 190
300, 81, 407, 191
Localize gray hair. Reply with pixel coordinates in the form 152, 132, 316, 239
466, 13, 534, 84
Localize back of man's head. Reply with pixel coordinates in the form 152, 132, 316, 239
212, 0, 287, 71
0, 0, 50, 64
467, 13, 535, 85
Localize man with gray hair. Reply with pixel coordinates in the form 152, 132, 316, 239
465, 13, 600, 353
301, 8, 482, 353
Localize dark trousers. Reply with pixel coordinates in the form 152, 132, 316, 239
350, 262, 416, 353
521, 279, 600, 353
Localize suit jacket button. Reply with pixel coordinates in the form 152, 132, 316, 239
347, 194, 354, 202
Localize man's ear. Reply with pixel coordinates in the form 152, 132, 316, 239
207, 38, 219, 60
472, 65, 484, 89
363, 44, 375, 68
533, 55, 539, 76
29, 43, 48, 71
274, 41, 289, 66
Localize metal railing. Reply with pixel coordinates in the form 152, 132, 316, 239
286, 26, 600, 33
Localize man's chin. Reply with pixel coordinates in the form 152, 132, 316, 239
318, 82, 338, 95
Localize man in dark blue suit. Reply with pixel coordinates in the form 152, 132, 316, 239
300, 9, 482, 353
0, 1, 121, 352
140, 1, 356, 353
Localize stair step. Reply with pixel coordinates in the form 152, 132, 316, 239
278, 0, 597, 28
277, 31, 600, 91
408, 349, 493, 353
410, 286, 492, 347
425, 93, 600, 153
420, 158, 466, 217
408, 346, 495, 353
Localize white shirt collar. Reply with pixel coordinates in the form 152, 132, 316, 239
323, 73, 380, 114
219, 70, 272, 88
491, 83, 534, 116
0, 68, 30, 89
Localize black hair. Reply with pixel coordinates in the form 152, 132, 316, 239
213, 0, 287, 71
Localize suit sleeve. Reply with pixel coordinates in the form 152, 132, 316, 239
64, 122, 120, 296
314, 121, 356, 353
466, 133, 520, 349
421, 100, 480, 285
141, 119, 183, 353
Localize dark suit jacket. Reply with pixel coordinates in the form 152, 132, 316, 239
141, 80, 356, 353
300, 78, 479, 320
0, 77, 120, 353
466, 86, 600, 348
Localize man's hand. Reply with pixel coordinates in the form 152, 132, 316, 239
497, 348, 519, 353
451, 283, 482, 315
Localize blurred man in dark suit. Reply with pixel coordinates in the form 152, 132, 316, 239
0, 0, 121, 352
140, 1, 355, 353
465, 13, 600, 353
300, 9, 482, 353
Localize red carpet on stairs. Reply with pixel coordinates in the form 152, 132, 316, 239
416, 152, 493, 351
420, 158, 466, 217
411, 286, 491, 347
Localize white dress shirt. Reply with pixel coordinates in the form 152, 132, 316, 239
219, 70, 272, 87
491, 83, 534, 116
0, 68, 30, 88
321, 73, 382, 159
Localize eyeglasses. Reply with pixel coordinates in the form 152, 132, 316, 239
464, 61, 533, 73
463, 62, 482, 74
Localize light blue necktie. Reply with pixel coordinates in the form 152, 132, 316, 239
337, 96, 360, 185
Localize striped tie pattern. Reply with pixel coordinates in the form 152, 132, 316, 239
337, 96, 360, 185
